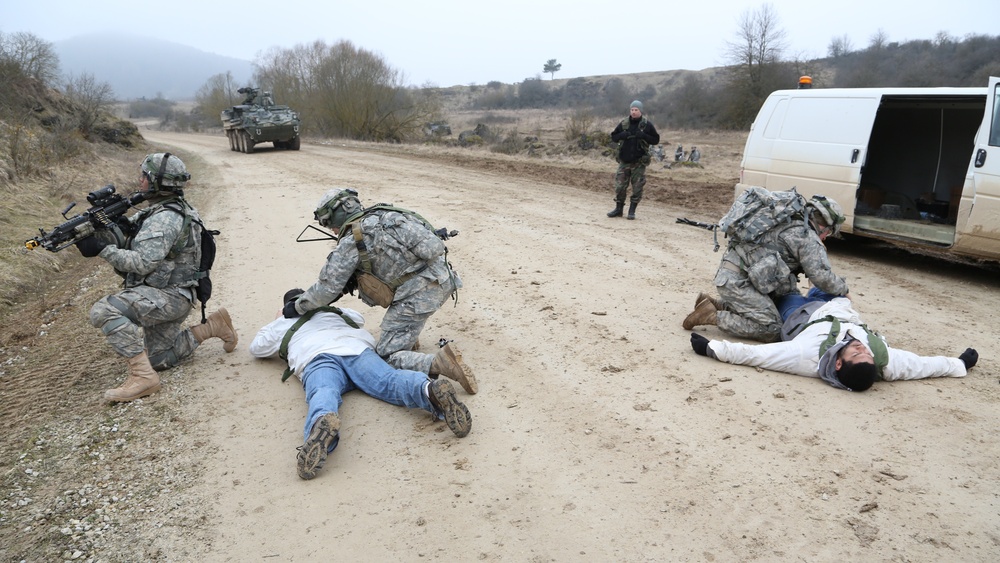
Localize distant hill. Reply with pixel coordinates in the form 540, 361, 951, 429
54, 33, 253, 101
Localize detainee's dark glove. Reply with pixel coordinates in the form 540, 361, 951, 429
958, 348, 978, 370
690, 332, 710, 356
282, 299, 302, 319
75, 235, 108, 258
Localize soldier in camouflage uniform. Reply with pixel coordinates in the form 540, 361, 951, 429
284, 189, 477, 394
682, 195, 850, 342
76, 153, 238, 403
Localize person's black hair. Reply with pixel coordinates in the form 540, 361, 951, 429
836, 361, 877, 392
283, 288, 305, 305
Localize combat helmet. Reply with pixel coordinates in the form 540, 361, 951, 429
140, 153, 191, 193
806, 195, 846, 236
314, 188, 364, 231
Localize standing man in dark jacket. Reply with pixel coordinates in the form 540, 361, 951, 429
608, 100, 660, 220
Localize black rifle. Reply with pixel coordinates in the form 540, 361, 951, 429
26, 184, 146, 252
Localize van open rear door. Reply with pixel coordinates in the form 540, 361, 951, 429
953, 76, 1000, 259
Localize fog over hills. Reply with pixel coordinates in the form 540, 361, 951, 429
54, 33, 253, 101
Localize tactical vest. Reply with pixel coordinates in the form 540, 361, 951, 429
125, 198, 201, 291
616, 116, 651, 164
339, 205, 458, 307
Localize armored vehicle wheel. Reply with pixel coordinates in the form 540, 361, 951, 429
228, 131, 237, 151
243, 131, 255, 154
290, 135, 301, 150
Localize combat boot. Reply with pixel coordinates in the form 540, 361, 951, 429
607, 202, 625, 218
430, 342, 478, 394
682, 298, 718, 330
191, 308, 238, 352
104, 351, 161, 403
627, 202, 638, 220
695, 292, 721, 310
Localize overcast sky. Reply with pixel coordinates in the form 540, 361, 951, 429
3, 0, 997, 87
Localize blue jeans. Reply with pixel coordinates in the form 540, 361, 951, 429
300, 349, 434, 451
775, 287, 840, 322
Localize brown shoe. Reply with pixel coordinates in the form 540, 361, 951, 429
428, 379, 472, 438
682, 299, 718, 330
430, 342, 477, 394
297, 413, 340, 480
191, 308, 238, 352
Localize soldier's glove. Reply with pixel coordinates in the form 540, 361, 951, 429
282, 299, 302, 319
958, 348, 978, 370
75, 235, 108, 258
690, 332, 710, 357
332, 276, 358, 303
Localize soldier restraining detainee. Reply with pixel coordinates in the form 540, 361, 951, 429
283, 189, 477, 395
683, 195, 850, 343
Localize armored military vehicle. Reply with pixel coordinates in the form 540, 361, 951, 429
221, 87, 301, 153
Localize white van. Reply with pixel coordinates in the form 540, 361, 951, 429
736, 77, 1000, 262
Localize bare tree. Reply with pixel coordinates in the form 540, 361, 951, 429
721, 3, 788, 128
63, 72, 115, 138
253, 39, 437, 141
868, 29, 889, 51
827, 34, 854, 58
194, 71, 241, 126
0, 31, 61, 86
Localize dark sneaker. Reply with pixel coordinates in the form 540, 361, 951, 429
296, 412, 340, 480
428, 379, 472, 438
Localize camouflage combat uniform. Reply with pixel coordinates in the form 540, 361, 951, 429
714, 218, 848, 342
88, 197, 204, 370
296, 209, 461, 373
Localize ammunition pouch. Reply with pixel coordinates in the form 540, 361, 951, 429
739, 246, 791, 295
356, 271, 396, 308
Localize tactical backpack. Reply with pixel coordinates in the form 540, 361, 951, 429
715, 186, 807, 250
162, 200, 219, 323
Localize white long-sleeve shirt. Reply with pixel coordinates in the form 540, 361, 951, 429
708, 298, 967, 383
249, 308, 376, 378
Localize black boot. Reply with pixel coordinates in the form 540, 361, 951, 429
607, 202, 624, 218
627, 202, 638, 220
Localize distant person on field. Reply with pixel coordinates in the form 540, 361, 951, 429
607, 100, 660, 220
688, 146, 701, 163
674, 145, 684, 162
251, 289, 471, 480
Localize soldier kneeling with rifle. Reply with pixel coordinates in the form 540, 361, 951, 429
32, 153, 238, 402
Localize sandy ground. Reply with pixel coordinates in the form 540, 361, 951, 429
17, 128, 999, 561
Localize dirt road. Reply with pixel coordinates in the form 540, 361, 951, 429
47, 130, 1000, 560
